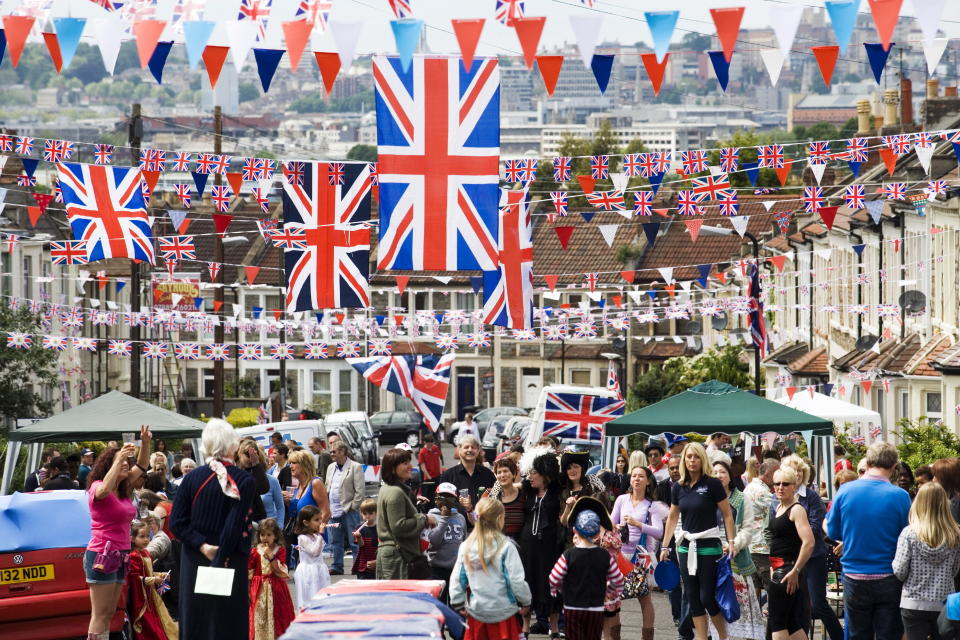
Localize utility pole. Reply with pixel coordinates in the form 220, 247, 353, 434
129, 104, 142, 398
212, 106, 225, 418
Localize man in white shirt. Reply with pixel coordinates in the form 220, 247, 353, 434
324, 440, 365, 575
452, 412, 480, 446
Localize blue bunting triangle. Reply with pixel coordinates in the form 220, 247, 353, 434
192, 171, 208, 195
697, 263, 712, 287
148, 41, 173, 84
194, 297, 204, 310
852, 244, 866, 257
391, 19, 423, 73
116, 281, 127, 293
648, 171, 665, 195
847, 160, 862, 177
591, 54, 615, 94
435, 314, 444, 326
580, 211, 596, 223
597, 299, 606, 309
252, 306, 263, 319
470, 276, 482, 293
864, 42, 893, 84
642, 222, 660, 247
543, 307, 553, 318
253, 48, 284, 92
952, 142, 960, 164
375, 315, 386, 326
52, 17, 86, 70
823, 383, 834, 396
183, 20, 215, 70
707, 51, 730, 92
20, 157, 38, 178
825, 0, 859, 55
743, 161, 759, 187
646, 290, 657, 301
0, 29, 6, 66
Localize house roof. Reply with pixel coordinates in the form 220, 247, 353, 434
934, 343, 960, 372
787, 347, 829, 376
764, 341, 810, 365
631, 339, 699, 360
832, 333, 950, 377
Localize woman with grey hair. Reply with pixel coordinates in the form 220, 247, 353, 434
170, 419, 256, 639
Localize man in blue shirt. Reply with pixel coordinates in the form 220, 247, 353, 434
826, 442, 911, 640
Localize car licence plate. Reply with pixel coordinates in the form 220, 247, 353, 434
0, 564, 55, 585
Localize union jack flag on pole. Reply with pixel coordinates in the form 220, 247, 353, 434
607, 360, 623, 401
56, 162, 153, 263
482, 189, 534, 330
374, 55, 501, 271
543, 392, 625, 442
347, 353, 454, 431
282, 161, 373, 312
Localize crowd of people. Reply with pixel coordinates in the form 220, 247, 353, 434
22, 421, 960, 640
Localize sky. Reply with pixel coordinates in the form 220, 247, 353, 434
21, 0, 960, 59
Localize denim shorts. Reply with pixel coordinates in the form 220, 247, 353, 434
83, 549, 128, 584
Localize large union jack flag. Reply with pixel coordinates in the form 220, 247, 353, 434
543, 392, 625, 442
347, 353, 454, 431
374, 55, 501, 271
482, 189, 534, 329
283, 161, 373, 312
56, 162, 153, 263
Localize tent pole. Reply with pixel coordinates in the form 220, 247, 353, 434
0, 439, 22, 495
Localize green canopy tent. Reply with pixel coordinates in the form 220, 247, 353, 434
1, 391, 206, 495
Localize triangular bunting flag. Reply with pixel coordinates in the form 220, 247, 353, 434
852, 243, 866, 257
786, 386, 797, 400
32, 193, 53, 214
923, 37, 949, 76
848, 160, 863, 177
513, 16, 546, 70
570, 14, 603, 69
811, 45, 839, 88
775, 163, 791, 186
640, 52, 668, 96
147, 41, 173, 84
244, 265, 260, 284
620, 271, 635, 284
598, 224, 619, 247
707, 51, 730, 92
760, 48, 785, 86
916, 144, 934, 174
192, 171, 209, 195
253, 49, 284, 92
536, 56, 563, 96
452, 18, 484, 72
914, 0, 945, 47
132, 19, 167, 69
226, 20, 258, 73
52, 17, 86, 70
730, 216, 749, 237
642, 222, 660, 247
390, 19, 422, 72
825, 0, 858, 54
810, 162, 827, 184
867, 0, 901, 51
226, 172, 243, 196
42, 32, 64, 74
878, 147, 897, 175
577, 175, 596, 194
282, 19, 313, 72
555, 226, 575, 249
743, 161, 759, 187
213, 213, 233, 237
648, 172, 664, 195
769, 5, 803, 57
768, 255, 787, 272
202, 45, 230, 89
469, 276, 482, 294
183, 20, 216, 69
819, 206, 839, 231
657, 267, 674, 283
580, 211, 596, 223
168, 209, 188, 233
27, 205, 42, 227
94, 15, 123, 75
591, 54, 615, 94
684, 219, 703, 242
862, 380, 873, 394
395, 275, 409, 296
315, 52, 341, 95
20, 158, 39, 178
864, 42, 893, 83
141, 170, 160, 195
2, 16, 33, 68
331, 21, 362, 71
645, 11, 678, 62
710, 7, 744, 62
543, 274, 559, 292
865, 200, 884, 225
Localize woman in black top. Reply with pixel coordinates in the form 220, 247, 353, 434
559, 449, 609, 528
520, 450, 564, 639
660, 442, 737, 640
766, 466, 814, 640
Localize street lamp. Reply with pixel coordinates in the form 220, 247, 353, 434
698, 225, 762, 395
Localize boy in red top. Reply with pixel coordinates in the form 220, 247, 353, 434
834, 445, 853, 473
418, 432, 444, 500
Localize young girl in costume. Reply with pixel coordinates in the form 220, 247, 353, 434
294, 505, 330, 609
128, 521, 178, 640
248, 518, 296, 639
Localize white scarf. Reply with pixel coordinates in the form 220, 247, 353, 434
205, 458, 240, 500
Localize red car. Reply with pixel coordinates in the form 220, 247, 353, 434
0, 490, 127, 639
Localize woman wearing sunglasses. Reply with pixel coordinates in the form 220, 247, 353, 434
767, 466, 815, 640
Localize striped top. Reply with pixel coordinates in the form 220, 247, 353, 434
501, 493, 525, 538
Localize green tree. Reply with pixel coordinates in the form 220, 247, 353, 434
707, 130, 783, 188
629, 345, 751, 409
225, 407, 260, 429
0, 305, 60, 422
239, 82, 260, 103
894, 417, 960, 470
806, 122, 839, 141
839, 117, 858, 139
346, 144, 378, 162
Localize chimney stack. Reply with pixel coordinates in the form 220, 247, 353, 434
883, 89, 899, 127
927, 78, 940, 98
856, 99, 872, 134
900, 77, 913, 126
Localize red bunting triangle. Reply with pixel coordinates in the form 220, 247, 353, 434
715, 271, 728, 284
775, 162, 791, 186
709, 7, 744, 63
555, 226, 575, 249
395, 275, 409, 297
811, 45, 839, 88
177, 217, 192, 235
213, 300, 224, 313
665, 284, 676, 297
536, 56, 563, 96
27, 205, 42, 227
684, 219, 703, 242
32, 193, 54, 215
282, 19, 313, 71
611, 295, 622, 308
878, 147, 897, 175
244, 265, 260, 284
867, 0, 902, 51
576, 175, 596, 194
314, 52, 341, 95
786, 386, 797, 400
272, 309, 282, 321
394, 315, 405, 326
818, 206, 839, 231
768, 255, 787, 272
98, 273, 108, 290
654, 208, 671, 218
2, 16, 35, 68
620, 270, 635, 284
133, 19, 167, 69
861, 380, 873, 394
334, 312, 345, 325
226, 172, 244, 196
543, 274, 559, 291
513, 16, 546, 70
640, 53, 669, 96
451, 19, 485, 72
141, 170, 160, 195
212, 213, 233, 237
42, 32, 64, 73
202, 45, 230, 89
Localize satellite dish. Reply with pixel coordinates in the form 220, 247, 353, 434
855, 334, 879, 352
898, 290, 927, 316
686, 320, 703, 335
711, 312, 729, 331
690, 336, 703, 351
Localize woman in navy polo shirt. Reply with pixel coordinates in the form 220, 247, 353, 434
660, 442, 737, 640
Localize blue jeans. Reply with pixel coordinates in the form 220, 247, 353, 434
843, 575, 903, 640
807, 553, 844, 640
328, 509, 361, 572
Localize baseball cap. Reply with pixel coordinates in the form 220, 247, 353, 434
81, 448, 95, 456
574, 509, 601, 538
664, 433, 689, 448
396, 443, 414, 452
436, 482, 458, 497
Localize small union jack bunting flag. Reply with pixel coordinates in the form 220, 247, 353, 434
174, 184, 191, 208
93, 144, 114, 165
774, 210, 791, 233
553, 156, 572, 182
844, 184, 864, 209
590, 155, 609, 179
304, 342, 329, 359
719, 147, 739, 173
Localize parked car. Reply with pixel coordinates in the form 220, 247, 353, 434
0, 490, 128, 639
452, 407, 527, 444
499, 416, 534, 457
237, 415, 379, 466
322, 412, 380, 464
480, 414, 517, 462
369, 410, 426, 446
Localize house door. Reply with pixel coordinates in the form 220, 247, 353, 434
521, 367, 541, 410
456, 371, 476, 420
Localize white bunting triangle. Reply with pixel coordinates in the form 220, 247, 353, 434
0, 187, 7, 203
657, 267, 674, 283
227, 20, 259, 73
730, 216, 749, 237
809, 162, 827, 184
923, 37, 949, 76
914, 0, 946, 47
763, 200, 776, 211
769, 5, 803, 58
915, 143, 935, 174
616, 209, 633, 220
330, 21, 362, 71
433, 276, 452, 285
871, 341, 882, 354
94, 15, 123, 75
570, 14, 603, 70
0, 157, 7, 175
598, 224, 619, 247
611, 172, 628, 191
815, 247, 833, 261
760, 48, 785, 86
627, 291, 643, 305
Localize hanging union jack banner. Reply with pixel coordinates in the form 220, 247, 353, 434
374, 55, 501, 272
158, 235, 196, 262
347, 353, 455, 431
543, 392, 625, 443
482, 189, 534, 330
56, 162, 153, 263
282, 161, 373, 312
50, 240, 89, 265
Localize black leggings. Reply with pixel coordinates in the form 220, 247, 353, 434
678, 550, 721, 617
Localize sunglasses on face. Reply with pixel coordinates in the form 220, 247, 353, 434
773, 482, 794, 487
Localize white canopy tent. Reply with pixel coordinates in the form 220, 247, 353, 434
774, 391, 881, 426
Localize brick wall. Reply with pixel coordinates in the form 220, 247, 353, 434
499, 367, 517, 406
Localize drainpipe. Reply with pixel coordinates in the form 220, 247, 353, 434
851, 231, 864, 339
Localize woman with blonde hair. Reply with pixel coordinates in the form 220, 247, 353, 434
450, 498, 532, 640
289, 449, 330, 524
893, 482, 960, 640
767, 466, 814, 640
660, 442, 736, 640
